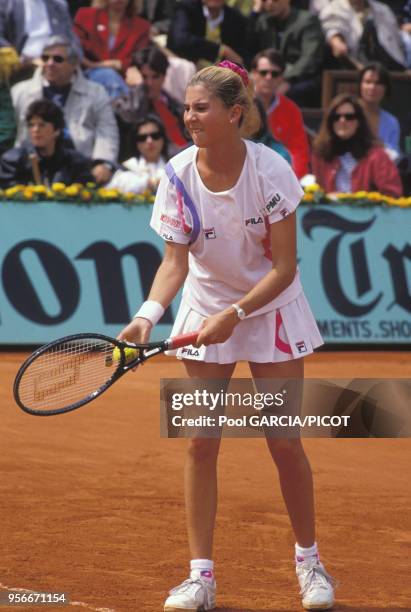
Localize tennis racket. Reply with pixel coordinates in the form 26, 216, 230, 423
13, 331, 199, 417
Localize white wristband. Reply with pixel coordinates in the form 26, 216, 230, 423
133, 300, 165, 326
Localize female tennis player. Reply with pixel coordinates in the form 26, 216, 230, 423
118, 61, 335, 611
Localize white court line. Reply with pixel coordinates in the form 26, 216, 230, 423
0, 583, 115, 612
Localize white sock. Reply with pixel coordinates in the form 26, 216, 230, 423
295, 542, 319, 564
190, 559, 214, 582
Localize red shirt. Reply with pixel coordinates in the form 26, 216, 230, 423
73, 8, 150, 73
311, 146, 402, 197
153, 99, 187, 148
266, 94, 309, 179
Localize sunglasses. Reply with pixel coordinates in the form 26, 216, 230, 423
257, 69, 283, 78
41, 54, 67, 64
136, 131, 163, 143
332, 112, 358, 122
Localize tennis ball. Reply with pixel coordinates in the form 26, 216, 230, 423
112, 346, 137, 364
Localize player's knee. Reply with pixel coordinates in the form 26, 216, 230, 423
187, 438, 220, 463
267, 438, 304, 465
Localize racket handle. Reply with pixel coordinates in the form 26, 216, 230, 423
167, 331, 199, 350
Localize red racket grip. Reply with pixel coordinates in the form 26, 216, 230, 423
167, 331, 199, 350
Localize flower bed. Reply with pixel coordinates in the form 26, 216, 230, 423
1, 182, 410, 207
0, 183, 155, 205
302, 183, 411, 207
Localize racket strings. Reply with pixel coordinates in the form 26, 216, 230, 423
17, 339, 119, 411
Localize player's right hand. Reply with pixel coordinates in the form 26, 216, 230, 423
117, 317, 152, 344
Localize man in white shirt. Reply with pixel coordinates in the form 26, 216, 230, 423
0, 0, 81, 66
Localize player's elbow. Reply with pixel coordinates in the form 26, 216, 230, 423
276, 260, 297, 290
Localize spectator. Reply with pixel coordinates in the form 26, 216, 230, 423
358, 62, 401, 160
140, 0, 178, 36
319, 0, 407, 71
11, 35, 119, 184
225, 0, 254, 15
68, 1, 91, 18
0, 46, 18, 154
0, 99, 94, 187
400, 0, 411, 66
0, 0, 82, 74
125, 46, 196, 105
167, 0, 248, 68
311, 93, 402, 196
251, 49, 309, 177
107, 114, 168, 193
73, 0, 151, 99
251, 97, 291, 164
112, 45, 187, 160
247, 0, 325, 107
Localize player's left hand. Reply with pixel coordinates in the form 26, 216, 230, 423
195, 310, 238, 347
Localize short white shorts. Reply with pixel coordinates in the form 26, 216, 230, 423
167, 292, 323, 364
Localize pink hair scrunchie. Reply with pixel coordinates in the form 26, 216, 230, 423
217, 60, 249, 87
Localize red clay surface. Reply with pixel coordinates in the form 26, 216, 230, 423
0, 351, 410, 612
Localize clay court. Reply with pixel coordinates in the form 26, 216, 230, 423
0, 350, 410, 612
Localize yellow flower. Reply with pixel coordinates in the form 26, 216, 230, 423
5, 185, 24, 197
80, 190, 92, 201
353, 191, 367, 199
366, 192, 382, 201
32, 185, 47, 194
23, 189, 34, 200
304, 183, 321, 193
124, 192, 137, 201
302, 193, 314, 202
64, 185, 80, 197
52, 182, 65, 192
393, 197, 410, 207
97, 188, 119, 198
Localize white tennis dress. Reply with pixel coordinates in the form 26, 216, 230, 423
150, 140, 323, 363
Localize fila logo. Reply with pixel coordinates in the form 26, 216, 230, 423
204, 227, 216, 239
245, 216, 263, 226
280, 208, 289, 218
161, 232, 174, 241
180, 347, 200, 357
266, 192, 281, 213
295, 341, 307, 354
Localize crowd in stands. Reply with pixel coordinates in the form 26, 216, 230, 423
0, 0, 410, 196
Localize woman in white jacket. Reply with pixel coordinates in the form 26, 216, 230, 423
108, 114, 169, 194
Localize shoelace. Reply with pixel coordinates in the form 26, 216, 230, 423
298, 562, 336, 597
169, 577, 214, 607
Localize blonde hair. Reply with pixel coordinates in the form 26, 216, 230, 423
91, 0, 143, 16
188, 65, 260, 138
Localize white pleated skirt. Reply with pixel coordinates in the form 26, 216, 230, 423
167, 292, 323, 364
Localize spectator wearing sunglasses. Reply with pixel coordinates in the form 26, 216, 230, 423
11, 35, 119, 185
0, 99, 94, 188
112, 45, 188, 161
247, 0, 325, 107
0, 0, 82, 73
107, 115, 168, 193
73, 0, 151, 99
311, 93, 402, 197
251, 49, 309, 178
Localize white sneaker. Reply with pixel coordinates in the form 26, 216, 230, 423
296, 558, 335, 610
164, 573, 216, 611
